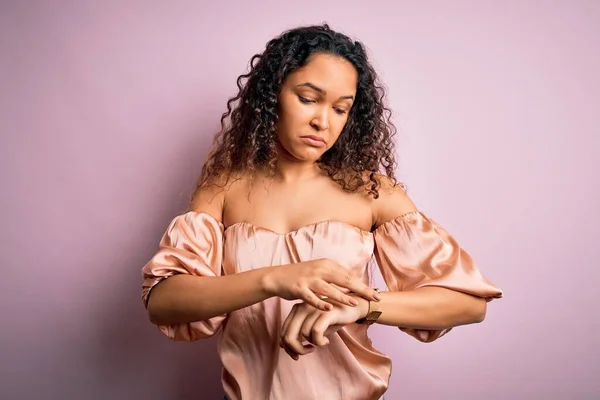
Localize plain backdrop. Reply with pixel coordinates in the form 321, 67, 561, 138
1, 1, 599, 399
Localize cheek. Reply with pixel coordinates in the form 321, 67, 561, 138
330, 116, 349, 138
279, 100, 311, 132
286, 103, 312, 124
276, 106, 298, 141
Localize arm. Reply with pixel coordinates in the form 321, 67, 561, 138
354, 287, 486, 330
148, 267, 274, 325
147, 183, 275, 325
149, 261, 379, 326
368, 177, 501, 340
279, 287, 485, 357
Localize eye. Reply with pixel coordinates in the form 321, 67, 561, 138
334, 108, 347, 115
298, 95, 315, 104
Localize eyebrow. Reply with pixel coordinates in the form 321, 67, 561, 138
296, 82, 354, 100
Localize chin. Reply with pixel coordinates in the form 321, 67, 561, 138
280, 143, 324, 162
291, 148, 325, 162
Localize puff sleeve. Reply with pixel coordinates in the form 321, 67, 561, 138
373, 211, 503, 343
141, 212, 226, 341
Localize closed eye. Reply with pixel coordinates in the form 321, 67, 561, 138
299, 95, 347, 115
298, 96, 315, 104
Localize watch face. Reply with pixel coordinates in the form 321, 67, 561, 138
367, 311, 382, 322
356, 310, 382, 325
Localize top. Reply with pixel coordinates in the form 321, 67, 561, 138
141, 211, 503, 400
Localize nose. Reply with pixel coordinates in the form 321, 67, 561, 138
310, 106, 329, 131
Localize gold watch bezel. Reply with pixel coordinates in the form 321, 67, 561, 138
361, 310, 382, 325
356, 295, 382, 325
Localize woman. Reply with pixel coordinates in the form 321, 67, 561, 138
141, 24, 503, 400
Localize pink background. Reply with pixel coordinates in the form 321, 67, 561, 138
2, 1, 599, 399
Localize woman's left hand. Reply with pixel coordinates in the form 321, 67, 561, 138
280, 296, 369, 360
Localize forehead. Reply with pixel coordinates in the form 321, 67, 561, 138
285, 53, 358, 94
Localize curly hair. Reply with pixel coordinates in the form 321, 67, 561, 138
195, 23, 401, 200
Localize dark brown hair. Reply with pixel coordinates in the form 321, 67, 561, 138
195, 23, 400, 200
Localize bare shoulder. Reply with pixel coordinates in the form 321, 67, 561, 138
189, 171, 247, 222
368, 173, 418, 228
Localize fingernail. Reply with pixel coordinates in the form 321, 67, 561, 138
374, 292, 382, 301
350, 299, 358, 306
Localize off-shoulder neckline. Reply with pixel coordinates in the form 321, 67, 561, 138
182, 210, 422, 237
225, 219, 373, 237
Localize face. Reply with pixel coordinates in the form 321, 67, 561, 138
275, 52, 358, 163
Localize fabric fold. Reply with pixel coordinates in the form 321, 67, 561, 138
373, 211, 503, 342
141, 211, 226, 341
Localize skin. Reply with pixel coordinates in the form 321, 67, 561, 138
275, 53, 356, 167
146, 52, 487, 361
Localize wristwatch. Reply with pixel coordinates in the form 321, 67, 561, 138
355, 289, 382, 325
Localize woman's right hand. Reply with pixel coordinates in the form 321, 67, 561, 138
261, 258, 381, 311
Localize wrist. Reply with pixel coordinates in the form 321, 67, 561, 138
258, 265, 278, 298
355, 296, 370, 320
354, 289, 382, 325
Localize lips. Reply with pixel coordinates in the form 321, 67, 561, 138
300, 135, 325, 143
299, 135, 326, 148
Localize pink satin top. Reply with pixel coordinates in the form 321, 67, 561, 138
141, 211, 502, 400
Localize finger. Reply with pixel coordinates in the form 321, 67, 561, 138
301, 288, 332, 311
331, 272, 381, 302
281, 340, 299, 360
281, 334, 315, 358
315, 282, 359, 307
282, 306, 313, 356
280, 306, 302, 359
300, 310, 322, 345
281, 340, 314, 360
281, 304, 299, 342
311, 313, 331, 347
330, 283, 351, 294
